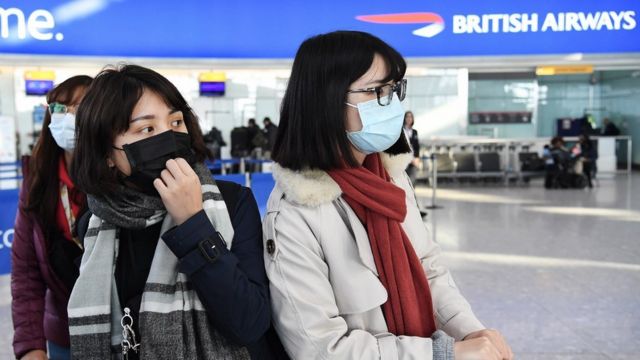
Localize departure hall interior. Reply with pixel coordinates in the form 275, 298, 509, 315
0, 1, 638, 359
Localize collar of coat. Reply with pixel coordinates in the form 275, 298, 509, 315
272, 152, 414, 207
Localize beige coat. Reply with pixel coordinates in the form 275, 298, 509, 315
263, 152, 484, 359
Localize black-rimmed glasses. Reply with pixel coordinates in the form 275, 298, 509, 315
347, 79, 407, 106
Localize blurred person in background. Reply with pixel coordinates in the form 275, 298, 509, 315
576, 133, 597, 188
262, 117, 279, 156
403, 111, 420, 184
601, 118, 620, 136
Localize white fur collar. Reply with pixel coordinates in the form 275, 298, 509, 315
272, 152, 413, 207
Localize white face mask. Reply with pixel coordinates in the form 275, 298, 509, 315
345, 93, 405, 155
49, 113, 76, 150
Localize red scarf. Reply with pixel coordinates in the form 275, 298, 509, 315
328, 153, 437, 337
56, 156, 84, 242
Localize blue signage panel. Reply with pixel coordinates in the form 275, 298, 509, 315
0, 0, 638, 58
0, 188, 18, 275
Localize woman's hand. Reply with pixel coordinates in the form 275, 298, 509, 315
454, 336, 501, 360
460, 329, 514, 360
154, 158, 203, 225
20, 349, 48, 360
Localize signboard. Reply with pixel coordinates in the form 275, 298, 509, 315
0, 1, 638, 59
0, 116, 16, 162
470, 112, 533, 125
536, 65, 594, 75
0, 189, 18, 274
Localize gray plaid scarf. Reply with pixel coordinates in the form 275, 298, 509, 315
67, 163, 250, 359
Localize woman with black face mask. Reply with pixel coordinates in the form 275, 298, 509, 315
70, 64, 287, 360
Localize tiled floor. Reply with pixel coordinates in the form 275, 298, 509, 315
417, 174, 640, 359
1, 174, 638, 359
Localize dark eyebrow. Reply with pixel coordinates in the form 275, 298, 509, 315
130, 114, 155, 123
364, 78, 393, 87
364, 80, 384, 87
131, 109, 181, 123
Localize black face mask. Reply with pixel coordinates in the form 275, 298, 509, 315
117, 131, 196, 195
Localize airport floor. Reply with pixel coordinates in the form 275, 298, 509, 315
1, 173, 638, 359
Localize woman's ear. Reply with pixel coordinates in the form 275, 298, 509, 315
107, 157, 115, 168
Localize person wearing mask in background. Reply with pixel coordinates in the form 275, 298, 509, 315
601, 118, 620, 136
262, 117, 278, 156
264, 31, 512, 360
403, 111, 420, 184
12, 75, 93, 360
70, 65, 285, 359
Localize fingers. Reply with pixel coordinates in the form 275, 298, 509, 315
153, 177, 168, 195
175, 157, 196, 176
480, 336, 502, 360
165, 158, 186, 177
159, 169, 177, 188
485, 329, 513, 360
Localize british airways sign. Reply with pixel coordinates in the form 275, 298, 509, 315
0, 0, 638, 59
357, 11, 636, 38
453, 11, 636, 34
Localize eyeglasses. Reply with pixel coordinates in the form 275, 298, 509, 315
48, 102, 69, 115
347, 79, 407, 106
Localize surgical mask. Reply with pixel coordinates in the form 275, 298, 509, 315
345, 93, 405, 155
116, 130, 195, 195
49, 113, 76, 150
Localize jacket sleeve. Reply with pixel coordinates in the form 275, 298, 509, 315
264, 202, 455, 360
419, 238, 485, 340
399, 171, 485, 340
161, 187, 271, 346
11, 185, 47, 358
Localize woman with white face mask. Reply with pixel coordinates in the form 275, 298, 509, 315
265, 31, 513, 360
11, 75, 93, 360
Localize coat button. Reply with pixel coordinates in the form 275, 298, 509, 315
266, 239, 276, 254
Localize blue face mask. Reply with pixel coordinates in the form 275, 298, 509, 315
49, 113, 76, 150
345, 93, 405, 155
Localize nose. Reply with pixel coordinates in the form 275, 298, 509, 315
156, 122, 172, 134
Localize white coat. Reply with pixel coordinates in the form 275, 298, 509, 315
263, 152, 485, 359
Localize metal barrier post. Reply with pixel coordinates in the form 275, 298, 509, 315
628, 138, 632, 175
425, 153, 442, 210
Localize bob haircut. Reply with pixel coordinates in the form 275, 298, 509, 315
72, 64, 209, 197
272, 30, 410, 171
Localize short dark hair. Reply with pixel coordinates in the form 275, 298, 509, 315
72, 64, 209, 197
272, 30, 409, 171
